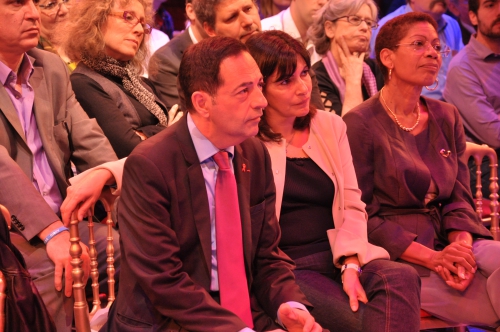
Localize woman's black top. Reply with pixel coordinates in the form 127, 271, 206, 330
279, 157, 335, 260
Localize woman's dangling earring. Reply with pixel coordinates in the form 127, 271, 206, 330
388, 69, 392, 81
425, 77, 439, 91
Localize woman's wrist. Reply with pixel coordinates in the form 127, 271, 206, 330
342, 255, 360, 266
448, 230, 473, 245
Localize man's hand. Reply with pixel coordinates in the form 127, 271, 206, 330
61, 169, 114, 226
277, 303, 323, 332
45, 230, 90, 297
342, 268, 368, 312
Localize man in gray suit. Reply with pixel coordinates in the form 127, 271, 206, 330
149, 0, 208, 108
0, 0, 118, 330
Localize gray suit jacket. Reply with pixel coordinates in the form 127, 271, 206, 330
148, 29, 193, 108
0, 48, 117, 241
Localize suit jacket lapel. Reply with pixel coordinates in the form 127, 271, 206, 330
176, 116, 213, 274
30, 58, 66, 186
0, 84, 27, 143
176, 30, 193, 60
233, 145, 252, 275
421, 98, 456, 198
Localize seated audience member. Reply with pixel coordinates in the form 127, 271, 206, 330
194, 0, 324, 110
65, 0, 172, 159
309, 0, 384, 115
149, 0, 208, 108
260, 0, 327, 65
259, 0, 291, 18
36, 0, 76, 71
369, 0, 464, 100
443, 0, 500, 200
447, 0, 475, 44
344, 12, 500, 327
246, 30, 421, 331
102, 36, 321, 331
0, 0, 120, 330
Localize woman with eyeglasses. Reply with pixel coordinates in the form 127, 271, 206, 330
246, 30, 421, 332
65, 0, 174, 158
344, 12, 500, 327
36, 0, 76, 71
308, 0, 383, 116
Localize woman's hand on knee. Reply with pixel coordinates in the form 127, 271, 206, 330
436, 265, 475, 291
342, 270, 368, 312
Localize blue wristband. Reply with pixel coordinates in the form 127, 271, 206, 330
43, 226, 69, 244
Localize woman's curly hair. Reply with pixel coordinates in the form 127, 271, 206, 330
64, 0, 152, 74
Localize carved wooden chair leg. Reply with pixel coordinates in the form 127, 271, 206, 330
71, 187, 118, 332
87, 215, 100, 318
70, 211, 91, 332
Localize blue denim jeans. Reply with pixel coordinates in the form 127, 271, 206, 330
293, 251, 421, 332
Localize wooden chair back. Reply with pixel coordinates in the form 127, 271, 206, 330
462, 142, 499, 241
70, 187, 117, 332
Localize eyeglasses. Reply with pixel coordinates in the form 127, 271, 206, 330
37, 0, 71, 13
333, 15, 379, 29
395, 40, 451, 57
108, 11, 152, 34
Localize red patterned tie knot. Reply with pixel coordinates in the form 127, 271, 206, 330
213, 150, 230, 170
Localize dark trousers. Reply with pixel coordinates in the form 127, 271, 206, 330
292, 251, 421, 332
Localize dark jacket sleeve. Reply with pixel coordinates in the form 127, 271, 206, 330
0, 146, 59, 241
440, 106, 492, 238
148, 45, 181, 108
71, 73, 143, 158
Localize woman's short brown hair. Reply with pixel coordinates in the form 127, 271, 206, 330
246, 30, 317, 143
375, 12, 438, 83
64, 0, 152, 74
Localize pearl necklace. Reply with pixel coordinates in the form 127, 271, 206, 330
380, 87, 420, 132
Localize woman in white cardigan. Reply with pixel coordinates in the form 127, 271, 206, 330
246, 30, 420, 332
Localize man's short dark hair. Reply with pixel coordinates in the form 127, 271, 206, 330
178, 36, 248, 112
193, 0, 223, 31
469, 0, 479, 14
193, 0, 257, 31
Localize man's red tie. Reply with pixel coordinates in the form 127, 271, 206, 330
213, 150, 253, 328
